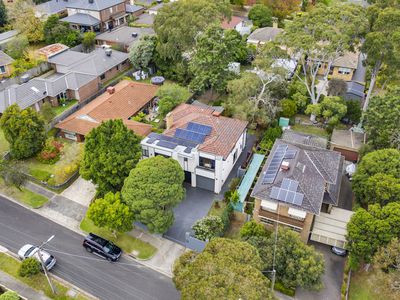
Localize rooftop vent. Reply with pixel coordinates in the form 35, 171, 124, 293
105, 48, 112, 56
131, 32, 138, 38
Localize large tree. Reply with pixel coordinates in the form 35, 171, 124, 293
10, 0, 43, 43
245, 228, 325, 290
129, 35, 156, 71
0, 104, 45, 159
121, 156, 185, 233
156, 83, 191, 116
189, 24, 240, 95
43, 14, 81, 47
263, 0, 301, 20
80, 119, 141, 196
346, 203, 400, 269
277, 3, 367, 121
351, 148, 400, 204
5, 35, 29, 60
0, 0, 7, 28
305, 96, 347, 127
173, 238, 275, 299
248, 4, 273, 27
87, 192, 134, 236
364, 87, 400, 150
154, 0, 230, 82
361, 7, 400, 112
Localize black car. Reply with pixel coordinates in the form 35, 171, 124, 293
83, 233, 122, 262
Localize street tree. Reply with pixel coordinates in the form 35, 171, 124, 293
87, 192, 134, 237
80, 119, 141, 196
364, 87, 400, 149
0, 160, 26, 190
121, 156, 185, 233
305, 96, 347, 127
277, 3, 367, 121
351, 148, 400, 203
173, 238, 274, 299
189, 24, 240, 95
129, 35, 156, 71
0, 291, 20, 300
246, 228, 325, 290
347, 203, 400, 269
248, 4, 273, 27
361, 8, 400, 112
0, 104, 46, 159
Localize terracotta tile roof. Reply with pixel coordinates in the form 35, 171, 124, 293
164, 104, 248, 159
221, 16, 243, 29
37, 43, 69, 59
56, 80, 156, 137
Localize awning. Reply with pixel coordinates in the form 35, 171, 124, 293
261, 200, 278, 211
288, 207, 307, 219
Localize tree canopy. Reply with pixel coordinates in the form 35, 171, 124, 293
156, 83, 191, 116
173, 238, 274, 299
262, 0, 301, 20
0, 0, 7, 28
364, 87, 400, 149
0, 104, 46, 159
82, 32, 96, 53
351, 148, 400, 205
129, 35, 156, 71
347, 203, 400, 268
43, 15, 81, 47
192, 215, 224, 241
245, 228, 325, 290
87, 192, 134, 236
80, 119, 142, 196
248, 4, 273, 27
305, 96, 347, 127
5, 35, 29, 60
121, 156, 185, 233
10, 0, 43, 43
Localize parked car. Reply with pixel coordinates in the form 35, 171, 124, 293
83, 233, 122, 262
331, 246, 347, 257
17, 244, 56, 270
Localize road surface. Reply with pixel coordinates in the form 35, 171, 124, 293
0, 196, 179, 300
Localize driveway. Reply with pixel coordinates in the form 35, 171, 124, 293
296, 242, 345, 300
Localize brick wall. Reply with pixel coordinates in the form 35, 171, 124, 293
76, 78, 100, 102
100, 3, 126, 21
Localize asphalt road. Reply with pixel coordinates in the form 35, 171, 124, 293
0, 196, 179, 300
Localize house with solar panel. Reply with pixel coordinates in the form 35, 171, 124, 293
251, 131, 345, 243
140, 104, 248, 193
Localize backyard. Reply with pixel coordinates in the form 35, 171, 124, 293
349, 269, 395, 300
291, 114, 329, 138
52, 99, 78, 116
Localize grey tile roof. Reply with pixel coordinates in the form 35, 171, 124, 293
251, 138, 343, 215
66, 0, 125, 11
36, 0, 69, 15
0, 30, 19, 43
282, 130, 328, 149
134, 13, 154, 25
0, 50, 14, 66
247, 27, 283, 43
61, 13, 100, 26
346, 81, 365, 100
95, 26, 155, 48
125, 4, 144, 13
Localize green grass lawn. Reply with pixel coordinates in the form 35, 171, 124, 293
0, 129, 9, 155
0, 178, 48, 208
349, 269, 393, 300
208, 201, 227, 217
52, 100, 78, 116
0, 253, 88, 300
80, 217, 157, 260
291, 124, 329, 138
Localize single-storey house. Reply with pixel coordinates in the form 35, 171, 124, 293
221, 16, 252, 36
56, 80, 157, 141
0, 50, 14, 79
95, 26, 155, 52
330, 128, 366, 162
318, 51, 360, 81
35, 0, 69, 19
125, 4, 145, 16
247, 26, 283, 45
141, 103, 248, 193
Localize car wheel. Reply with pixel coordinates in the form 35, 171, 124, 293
85, 247, 93, 253
107, 257, 113, 262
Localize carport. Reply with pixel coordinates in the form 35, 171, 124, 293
310, 207, 354, 248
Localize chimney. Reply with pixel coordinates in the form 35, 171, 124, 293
105, 48, 112, 56
272, 17, 278, 29
107, 86, 115, 94
166, 112, 173, 130
212, 111, 221, 117
281, 161, 290, 171
131, 32, 138, 38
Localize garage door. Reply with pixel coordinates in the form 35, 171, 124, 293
196, 175, 215, 192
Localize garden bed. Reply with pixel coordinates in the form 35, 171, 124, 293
0, 253, 88, 300
80, 217, 157, 260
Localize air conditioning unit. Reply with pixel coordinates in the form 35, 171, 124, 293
105, 48, 112, 56
131, 32, 138, 38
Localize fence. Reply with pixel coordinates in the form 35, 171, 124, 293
0, 62, 50, 91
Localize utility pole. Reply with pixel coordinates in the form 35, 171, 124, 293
37, 235, 56, 295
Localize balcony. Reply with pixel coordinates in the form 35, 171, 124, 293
257, 208, 305, 229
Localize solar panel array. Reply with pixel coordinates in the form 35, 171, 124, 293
284, 149, 297, 159
146, 133, 198, 153
174, 128, 206, 144
187, 122, 212, 135
269, 178, 304, 206
262, 144, 288, 184
157, 140, 177, 149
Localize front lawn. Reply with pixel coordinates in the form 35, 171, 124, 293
80, 217, 157, 260
208, 201, 227, 217
0, 178, 48, 208
0, 253, 88, 300
52, 99, 78, 116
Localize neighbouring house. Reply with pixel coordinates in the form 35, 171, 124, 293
35, 0, 69, 19
141, 103, 248, 193
330, 128, 366, 162
60, 0, 129, 32
133, 13, 154, 26
318, 51, 359, 81
251, 130, 351, 246
0, 44, 130, 113
125, 3, 145, 16
221, 16, 252, 36
95, 26, 155, 51
0, 50, 14, 79
345, 81, 365, 101
247, 25, 283, 45
148, 2, 164, 15
0, 30, 18, 50
56, 80, 156, 141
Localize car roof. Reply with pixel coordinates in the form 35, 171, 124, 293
87, 233, 108, 246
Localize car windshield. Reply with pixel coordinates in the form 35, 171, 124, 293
25, 246, 37, 257
103, 242, 117, 254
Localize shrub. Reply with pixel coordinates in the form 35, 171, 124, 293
221, 202, 234, 232
274, 281, 295, 297
36, 138, 64, 164
240, 220, 269, 239
18, 257, 41, 277
0, 291, 20, 300
280, 99, 297, 118
258, 126, 282, 154
229, 177, 241, 191
54, 162, 79, 184
192, 215, 224, 241
223, 190, 232, 203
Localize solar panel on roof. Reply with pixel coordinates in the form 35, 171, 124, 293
157, 140, 177, 149
174, 128, 206, 143
284, 149, 297, 159
187, 122, 212, 135
293, 193, 304, 205
147, 138, 156, 144
261, 144, 288, 184
281, 178, 299, 192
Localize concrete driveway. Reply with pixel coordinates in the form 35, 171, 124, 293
296, 242, 345, 300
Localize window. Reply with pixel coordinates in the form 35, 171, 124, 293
142, 148, 149, 157
259, 217, 275, 225
338, 67, 351, 75
0, 66, 5, 74
288, 225, 302, 233
233, 149, 238, 162
116, 64, 120, 71
199, 157, 215, 170
100, 73, 105, 80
